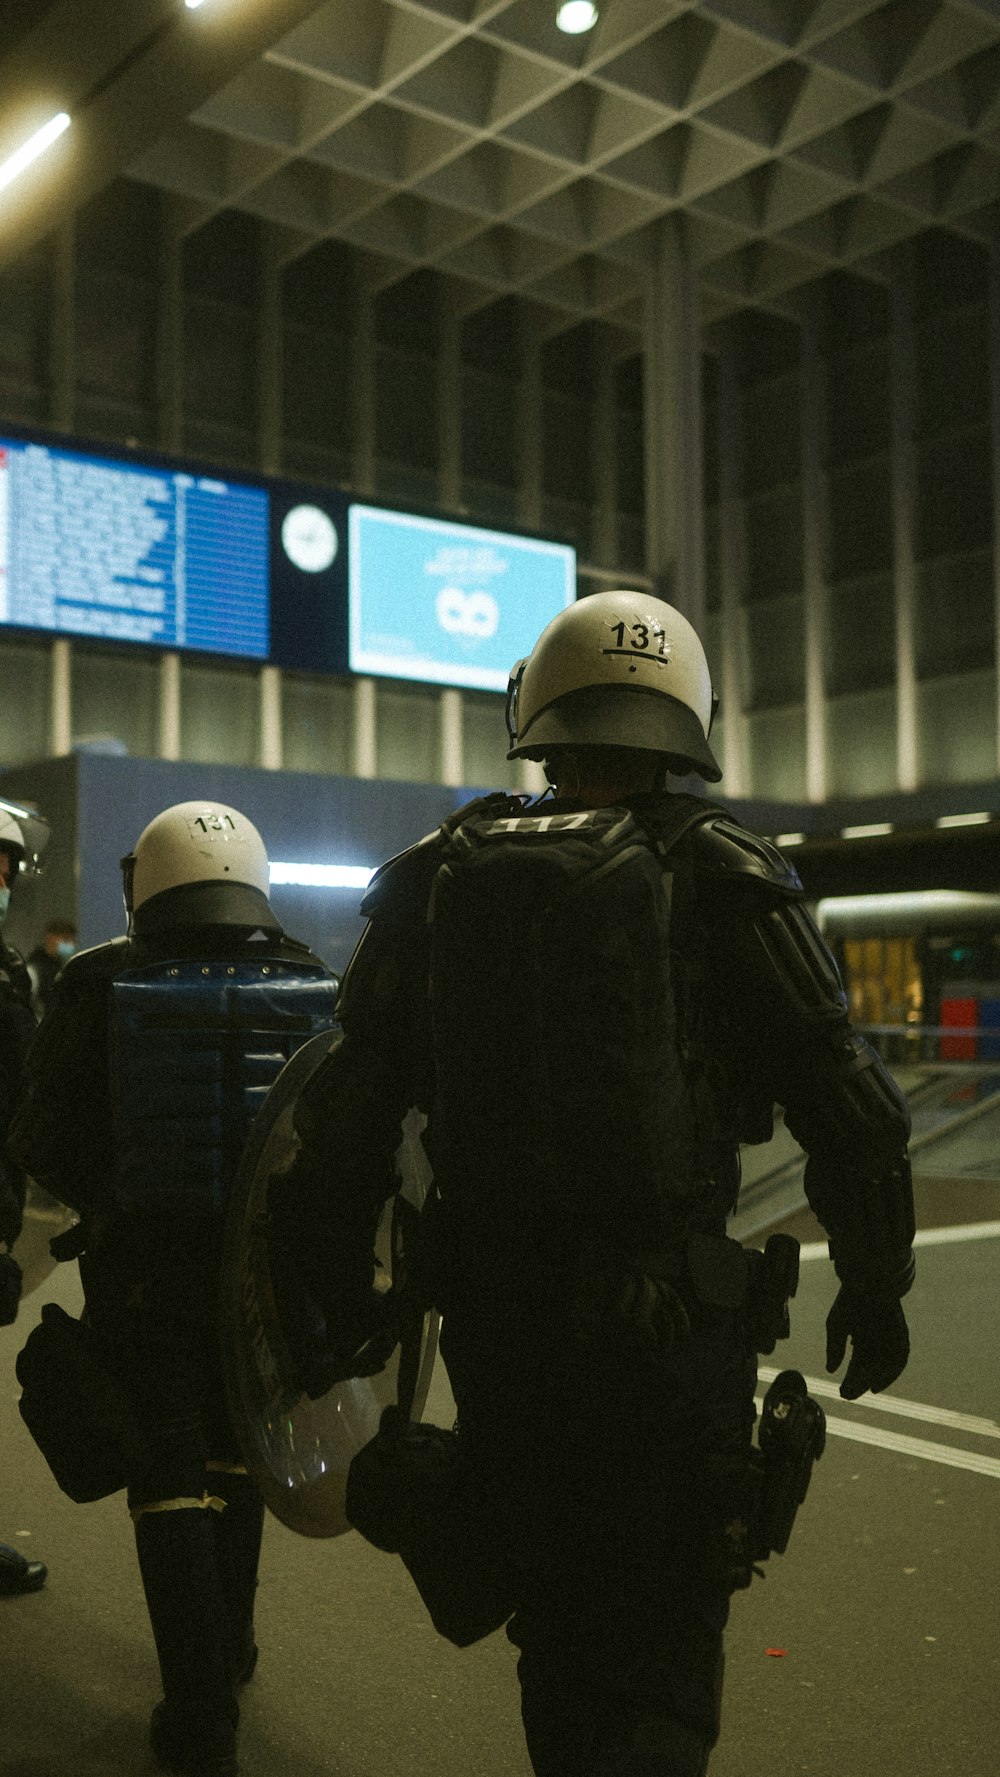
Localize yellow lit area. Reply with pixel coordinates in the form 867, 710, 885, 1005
842, 935, 923, 1035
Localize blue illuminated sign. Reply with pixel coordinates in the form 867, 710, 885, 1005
0, 436, 269, 658
348, 504, 576, 692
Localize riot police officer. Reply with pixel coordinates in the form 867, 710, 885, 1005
272, 591, 914, 1777
10, 802, 338, 1776
0, 796, 49, 1597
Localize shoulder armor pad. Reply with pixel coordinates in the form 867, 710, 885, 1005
692, 816, 803, 895
361, 829, 448, 921
60, 936, 130, 985
268, 932, 332, 973
361, 793, 524, 920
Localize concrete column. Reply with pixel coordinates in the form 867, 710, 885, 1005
351, 277, 376, 497
438, 295, 463, 513
989, 242, 1000, 776
257, 227, 284, 478
439, 687, 463, 786
50, 639, 72, 756
158, 652, 181, 760
590, 330, 618, 567
260, 664, 282, 770
643, 218, 704, 632
49, 217, 75, 434
890, 250, 919, 792
353, 675, 377, 778
517, 308, 544, 533
716, 340, 749, 796
800, 318, 828, 804
156, 197, 185, 455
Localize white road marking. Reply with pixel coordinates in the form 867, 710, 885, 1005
797, 1219, 1000, 1263
758, 1366, 1000, 1442
797, 1412, 1000, 1480
754, 1221, 1000, 1477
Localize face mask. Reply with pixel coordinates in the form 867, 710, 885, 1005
56, 940, 75, 960
0, 887, 10, 925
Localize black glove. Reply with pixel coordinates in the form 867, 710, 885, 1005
299, 1289, 400, 1401
618, 1270, 691, 1349
268, 1205, 397, 1400
826, 1285, 910, 1399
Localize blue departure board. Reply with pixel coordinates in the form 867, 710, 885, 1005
348, 504, 576, 692
0, 426, 577, 684
0, 435, 269, 657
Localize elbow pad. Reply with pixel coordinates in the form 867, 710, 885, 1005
803, 1151, 915, 1298
783, 1024, 912, 1170
693, 823, 914, 1294
786, 1040, 915, 1297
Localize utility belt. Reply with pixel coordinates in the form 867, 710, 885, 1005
435, 1227, 801, 1350
560, 1228, 803, 1358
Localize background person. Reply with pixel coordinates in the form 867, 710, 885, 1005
0, 797, 50, 1598
10, 801, 338, 1775
26, 917, 77, 1019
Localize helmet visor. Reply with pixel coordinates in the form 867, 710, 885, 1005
507, 683, 722, 782
0, 798, 50, 874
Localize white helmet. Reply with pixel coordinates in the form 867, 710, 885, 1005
124, 801, 271, 925
0, 797, 50, 876
505, 590, 721, 782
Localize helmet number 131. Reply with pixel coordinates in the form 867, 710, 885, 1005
608, 619, 668, 656
191, 813, 237, 835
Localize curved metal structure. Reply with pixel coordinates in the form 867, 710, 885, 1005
219, 1032, 439, 1538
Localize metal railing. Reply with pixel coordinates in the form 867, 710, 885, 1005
858, 1023, 1000, 1064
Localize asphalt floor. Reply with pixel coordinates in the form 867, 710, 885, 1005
2, 1165, 997, 1777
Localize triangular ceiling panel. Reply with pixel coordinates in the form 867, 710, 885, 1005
14, 0, 1000, 329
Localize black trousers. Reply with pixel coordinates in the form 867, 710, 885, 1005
81, 1214, 265, 1731
441, 1300, 755, 1777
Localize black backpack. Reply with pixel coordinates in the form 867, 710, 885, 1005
425, 793, 721, 1261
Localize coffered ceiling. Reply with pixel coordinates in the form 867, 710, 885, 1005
4, 0, 1000, 332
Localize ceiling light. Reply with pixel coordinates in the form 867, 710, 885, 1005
556, 2, 599, 35
817, 889, 1000, 927
269, 861, 375, 889
840, 822, 893, 839
0, 112, 70, 196
935, 811, 992, 828
774, 832, 806, 847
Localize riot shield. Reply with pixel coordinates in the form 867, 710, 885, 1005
219, 1031, 440, 1538
11, 1179, 77, 1298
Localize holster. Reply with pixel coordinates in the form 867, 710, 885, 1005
16, 1302, 144, 1502
725, 1369, 827, 1591
754, 1368, 827, 1558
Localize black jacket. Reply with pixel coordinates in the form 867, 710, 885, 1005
273, 791, 914, 1326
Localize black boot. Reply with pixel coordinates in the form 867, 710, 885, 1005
133, 1505, 239, 1777
0, 1541, 46, 1596
208, 1469, 265, 1687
